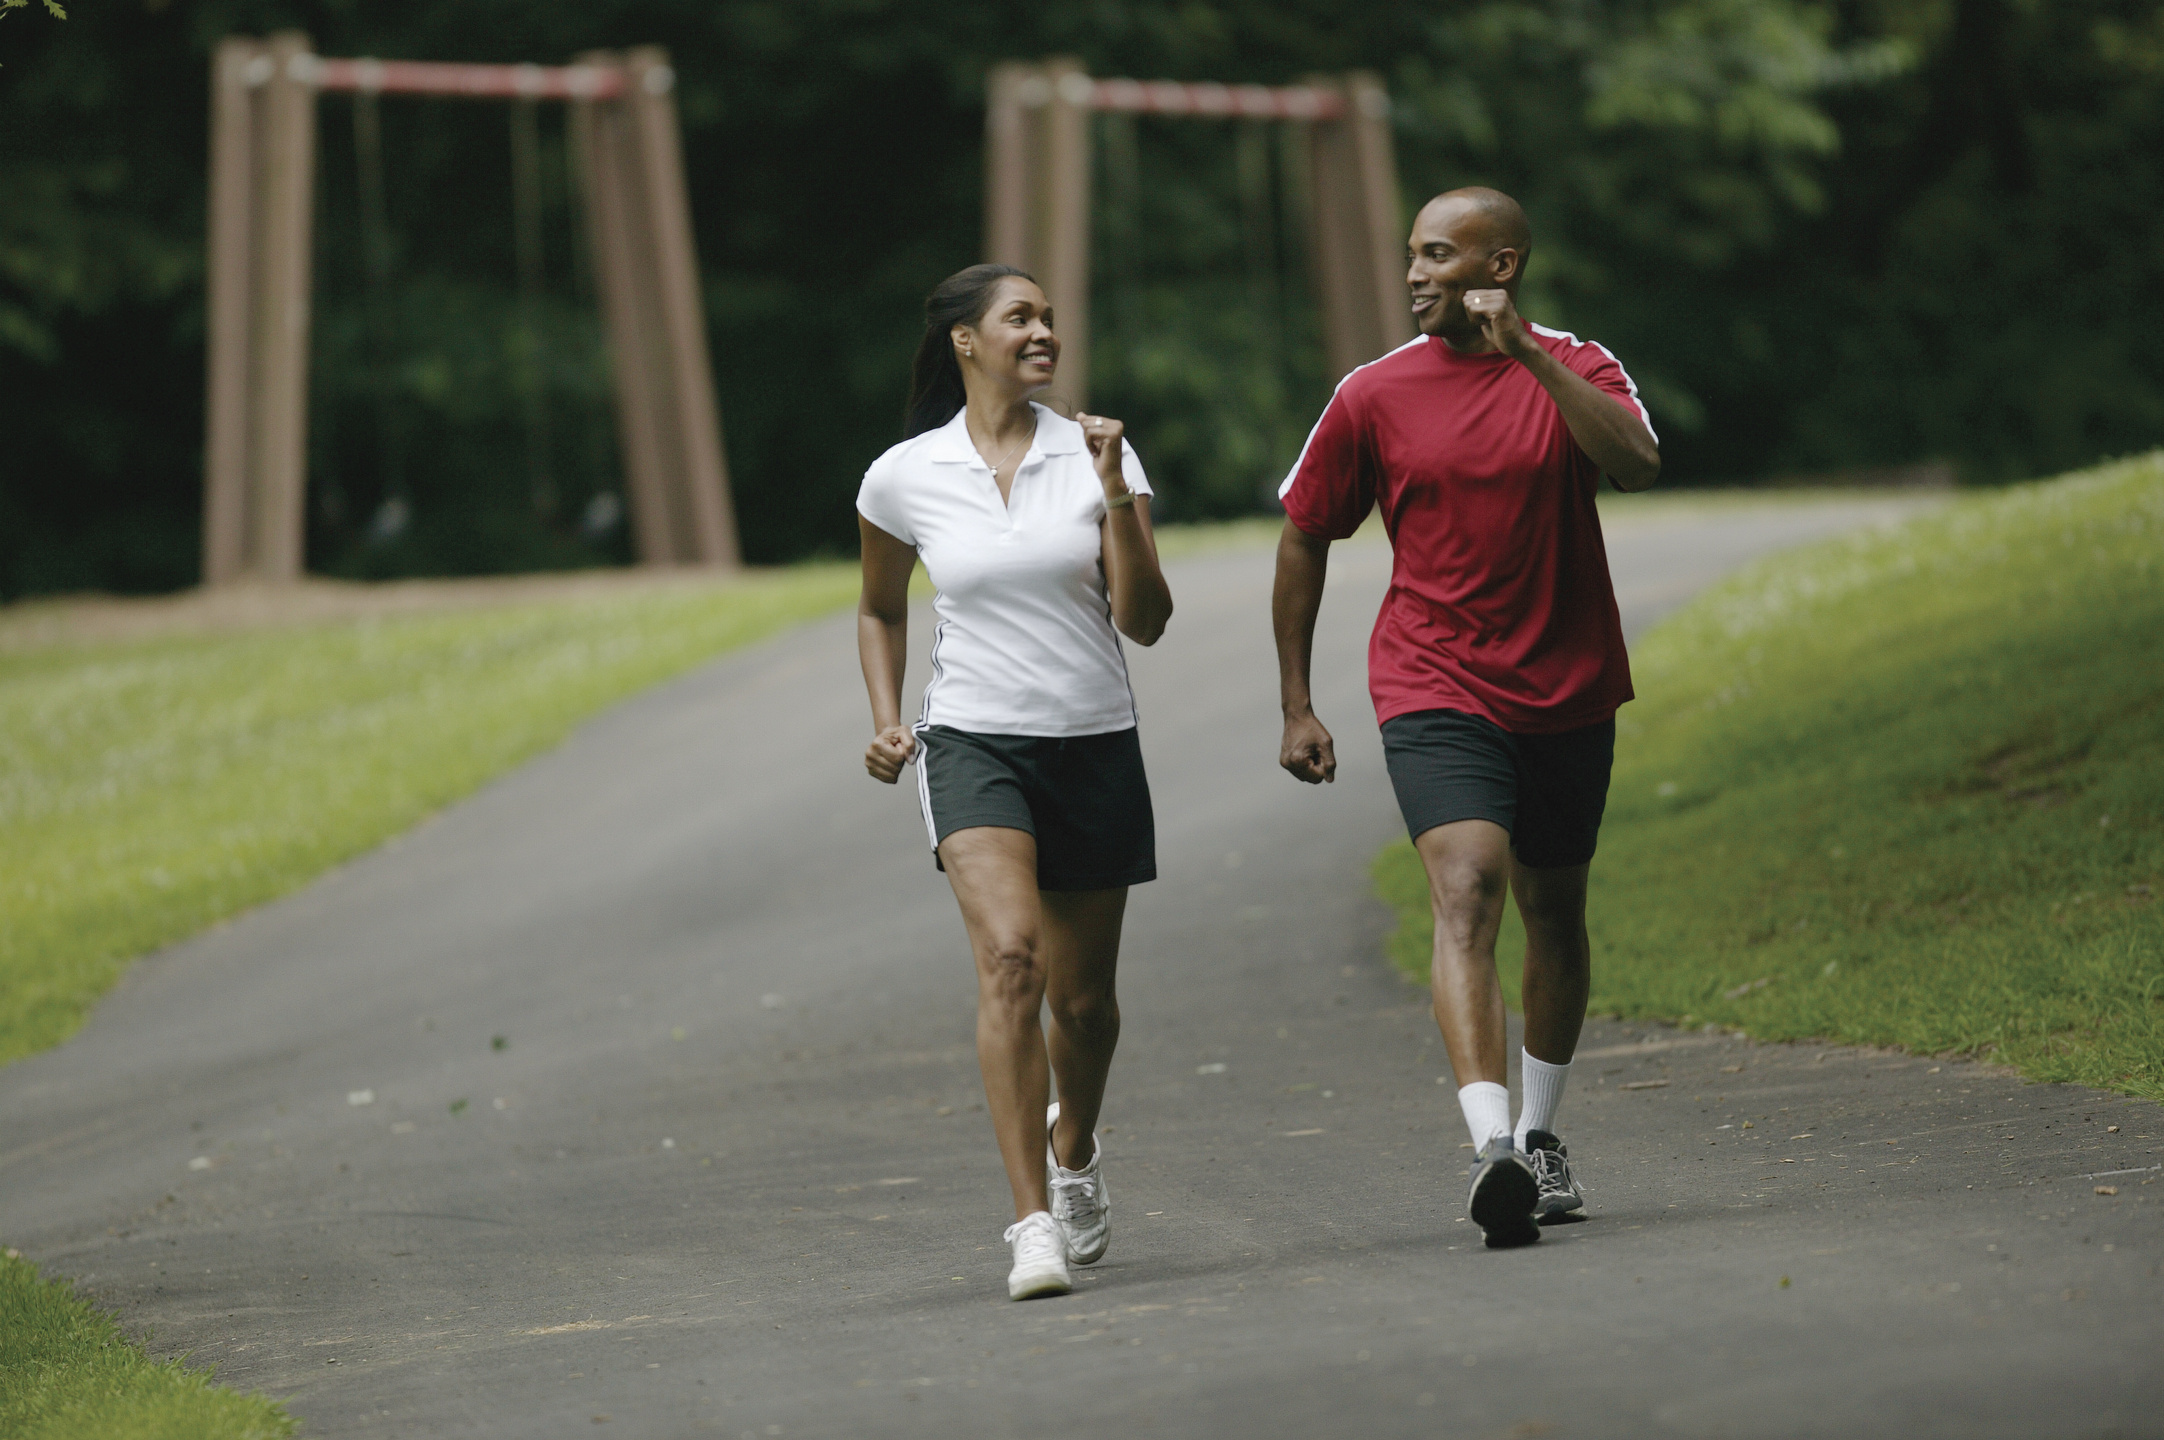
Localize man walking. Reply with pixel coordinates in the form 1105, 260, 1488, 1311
1271, 187, 1659, 1248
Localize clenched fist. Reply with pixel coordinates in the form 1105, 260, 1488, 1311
1462, 288, 1537, 360
865, 724, 916, 784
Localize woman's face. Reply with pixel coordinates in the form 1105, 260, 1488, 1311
953, 278, 1059, 396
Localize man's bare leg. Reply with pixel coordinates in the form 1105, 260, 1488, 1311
1417, 817, 1542, 1245
1514, 859, 1592, 1065
1413, 818, 1514, 1087
1510, 858, 1592, 1218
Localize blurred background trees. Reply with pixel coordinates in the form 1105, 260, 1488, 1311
2, 0, 2159, 597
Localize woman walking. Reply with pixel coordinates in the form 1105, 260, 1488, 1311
856, 264, 1173, 1299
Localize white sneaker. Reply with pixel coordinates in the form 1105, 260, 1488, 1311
1003, 1210, 1071, 1300
1046, 1101, 1110, 1266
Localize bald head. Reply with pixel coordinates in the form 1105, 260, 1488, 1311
1420, 187, 1532, 265
1405, 186, 1534, 343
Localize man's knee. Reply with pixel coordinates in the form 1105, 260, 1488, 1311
1425, 851, 1508, 930
1514, 866, 1591, 942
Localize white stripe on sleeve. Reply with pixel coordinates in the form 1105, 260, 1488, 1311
1277, 336, 1426, 501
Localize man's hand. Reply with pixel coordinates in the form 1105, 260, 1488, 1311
865, 725, 916, 784
1462, 288, 1537, 361
1464, 288, 1661, 489
1280, 710, 1338, 784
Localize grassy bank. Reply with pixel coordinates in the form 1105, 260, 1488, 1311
1376, 454, 2164, 1098
0, 565, 861, 1069
0, 1251, 291, 1440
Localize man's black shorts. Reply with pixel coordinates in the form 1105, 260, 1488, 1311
915, 724, 1157, 892
1379, 708, 1615, 869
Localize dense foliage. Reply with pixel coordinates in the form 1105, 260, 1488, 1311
2, 1, 2160, 596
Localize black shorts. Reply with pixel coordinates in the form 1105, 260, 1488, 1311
915, 725, 1157, 892
1379, 708, 1615, 869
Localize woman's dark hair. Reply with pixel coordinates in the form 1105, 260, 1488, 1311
903, 263, 1035, 438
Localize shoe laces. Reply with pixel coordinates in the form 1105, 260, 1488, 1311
1049, 1169, 1101, 1221
1529, 1145, 1573, 1197
1004, 1212, 1063, 1264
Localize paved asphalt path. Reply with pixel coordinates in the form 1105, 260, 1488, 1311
5, 497, 2159, 1439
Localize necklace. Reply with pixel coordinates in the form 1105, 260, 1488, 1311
974, 416, 1036, 477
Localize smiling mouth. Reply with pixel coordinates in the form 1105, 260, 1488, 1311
1410, 294, 1439, 314
1022, 352, 1055, 367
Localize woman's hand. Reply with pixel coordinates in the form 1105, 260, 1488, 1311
1081, 412, 1173, 646
865, 724, 917, 783
858, 516, 916, 780
1075, 413, 1129, 494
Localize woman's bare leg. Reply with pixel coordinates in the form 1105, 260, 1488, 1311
1041, 887, 1127, 1170
940, 826, 1054, 1221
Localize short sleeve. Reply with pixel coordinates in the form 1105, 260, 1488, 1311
855, 450, 916, 548
1567, 340, 1658, 445
1117, 437, 1153, 497
1276, 383, 1374, 540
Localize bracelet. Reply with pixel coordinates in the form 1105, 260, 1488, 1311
1104, 489, 1136, 511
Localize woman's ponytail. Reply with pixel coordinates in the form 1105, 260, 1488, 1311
903, 263, 1034, 438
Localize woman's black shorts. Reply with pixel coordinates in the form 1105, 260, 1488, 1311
915, 725, 1157, 892
1379, 708, 1615, 869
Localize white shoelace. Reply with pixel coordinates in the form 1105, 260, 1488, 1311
1004, 1213, 1064, 1264
1050, 1171, 1100, 1219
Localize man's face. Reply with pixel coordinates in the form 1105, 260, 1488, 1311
1406, 199, 1515, 344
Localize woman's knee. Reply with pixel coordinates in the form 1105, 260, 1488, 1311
977, 931, 1046, 1008
1049, 986, 1120, 1041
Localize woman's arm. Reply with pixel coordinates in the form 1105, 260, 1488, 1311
1079, 415, 1174, 646
857, 516, 918, 783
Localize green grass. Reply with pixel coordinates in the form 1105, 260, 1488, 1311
0, 565, 862, 1069
1376, 454, 2164, 1098
0, 510, 1303, 1073
0, 1251, 292, 1440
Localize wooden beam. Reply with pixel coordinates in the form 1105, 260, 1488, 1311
574, 56, 679, 565
984, 62, 1041, 271
203, 37, 264, 586
1344, 72, 1413, 358
623, 47, 739, 568
1302, 78, 1369, 381
248, 31, 319, 582
1039, 56, 1093, 412
1303, 73, 1411, 381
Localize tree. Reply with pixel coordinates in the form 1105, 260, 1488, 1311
1, 0, 2157, 597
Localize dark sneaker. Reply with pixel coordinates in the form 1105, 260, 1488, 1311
1466, 1137, 1540, 1248
1522, 1128, 1586, 1223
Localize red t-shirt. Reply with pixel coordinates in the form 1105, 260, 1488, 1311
1279, 325, 1654, 734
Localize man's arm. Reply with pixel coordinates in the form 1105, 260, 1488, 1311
1463, 289, 1661, 491
1273, 520, 1338, 784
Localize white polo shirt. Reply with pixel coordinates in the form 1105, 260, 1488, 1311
856, 403, 1153, 738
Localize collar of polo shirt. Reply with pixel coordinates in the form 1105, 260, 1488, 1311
926, 404, 1083, 469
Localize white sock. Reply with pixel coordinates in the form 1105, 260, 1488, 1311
1457, 1080, 1512, 1149
1515, 1050, 1571, 1146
